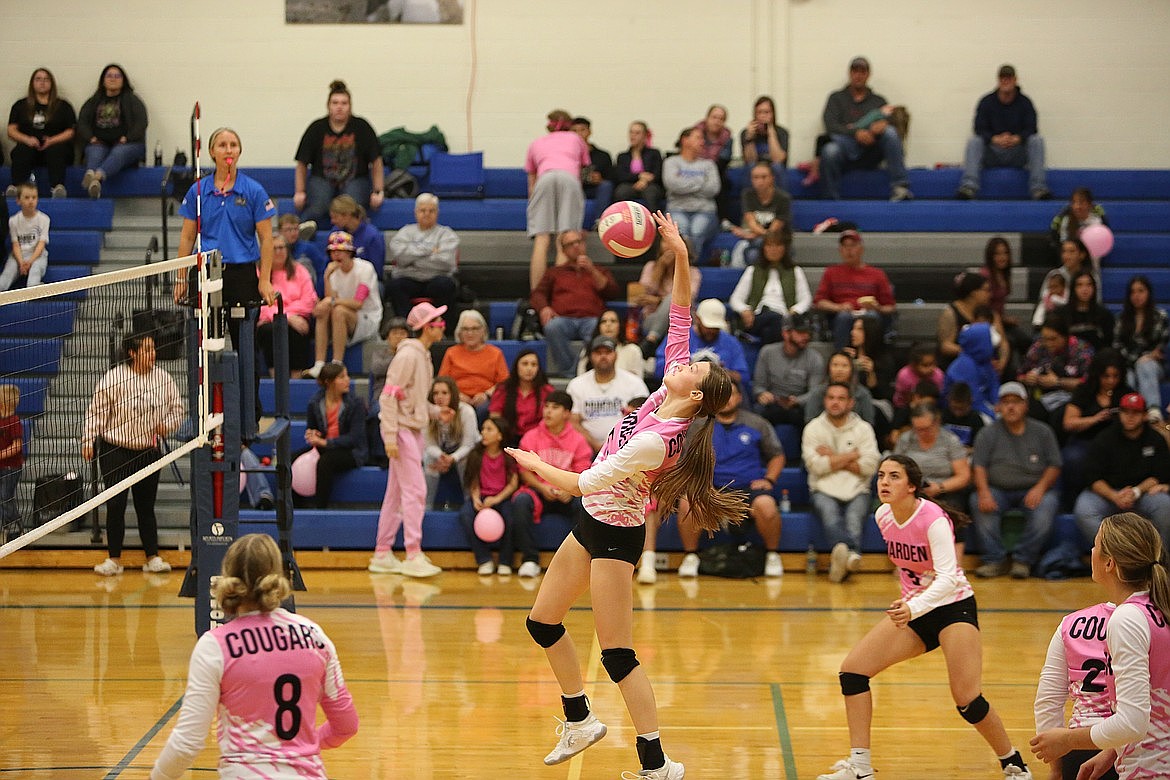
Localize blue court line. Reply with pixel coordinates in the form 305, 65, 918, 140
104, 695, 182, 779
770, 683, 798, 780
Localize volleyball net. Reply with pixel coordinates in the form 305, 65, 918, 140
0, 253, 221, 558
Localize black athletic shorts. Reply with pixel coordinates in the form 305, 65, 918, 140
908, 595, 979, 652
572, 510, 646, 565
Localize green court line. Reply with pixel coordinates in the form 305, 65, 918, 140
770, 683, 798, 780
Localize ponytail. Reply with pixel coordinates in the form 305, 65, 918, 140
1151, 561, 1170, 622
1100, 512, 1170, 618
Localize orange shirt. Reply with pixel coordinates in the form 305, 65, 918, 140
438, 344, 510, 398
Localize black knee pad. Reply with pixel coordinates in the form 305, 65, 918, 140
525, 617, 566, 648
838, 671, 871, 696
601, 647, 640, 683
957, 694, 990, 724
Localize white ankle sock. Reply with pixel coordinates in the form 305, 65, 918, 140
849, 748, 871, 769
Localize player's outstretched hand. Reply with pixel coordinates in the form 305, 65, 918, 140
505, 447, 541, 471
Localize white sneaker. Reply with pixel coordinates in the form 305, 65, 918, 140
477, 560, 495, 576
817, 759, 873, 780
848, 552, 862, 573
305, 361, 325, 379
298, 220, 318, 242
401, 554, 442, 578
765, 551, 784, 577
518, 561, 541, 578
497, 564, 512, 577
622, 756, 685, 779
368, 551, 402, 574
543, 712, 607, 765
829, 542, 852, 583
142, 556, 172, 573
1003, 765, 1033, 779
81, 170, 95, 190
677, 552, 700, 578
636, 550, 658, 584
94, 558, 123, 576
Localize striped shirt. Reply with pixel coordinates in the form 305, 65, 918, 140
82, 365, 184, 450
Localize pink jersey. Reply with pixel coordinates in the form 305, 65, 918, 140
579, 304, 692, 527
1059, 603, 1117, 728
524, 131, 590, 178
1115, 592, 1170, 779
874, 499, 973, 617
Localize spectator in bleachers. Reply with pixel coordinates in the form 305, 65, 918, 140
611, 120, 663, 212
300, 363, 367, 509
423, 376, 479, 509
1073, 392, 1170, 550
820, 56, 912, 202
1058, 270, 1114, 351
739, 96, 789, 186
488, 349, 554, 445
955, 64, 1051, 201
6, 68, 75, 199
636, 237, 701, 356
980, 237, 1015, 326
0, 182, 49, 291
887, 379, 941, 448
754, 312, 824, 427
1041, 239, 1097, 315
1019, 314, 1093, 422
77, 64, 147, 199
1032, 270, 1068, 331
530, 229, 618, 377
892, 343, 943, 409
577, 309, 643, 378
663, 126, 720, 258
277, 213, 326, 292
654, 299, 749, 388
802, 382, 880, 584
1050, 186, 1108, 244
329, 195, 386, 280
893, 402, 972, 555
813, 228, 897, 349
941, 381, 984, 448
511, 391, 592, 579
306, 231, 382, 378
83, 334, 184, 576
257, 231, 318, 378
727, 162, 792, 267
525, 109, 590, 289
1061, 348, 1131, 504
694, 105, 733, 222
943, 322, 1000, 422
729, 230, 810, 345
438, 310, 508, 408
1113, 274, 1169, 420
569, 117, 613, 212
969, 381, 1061, 579
460, 414, 520, 575
568, 334, 649, 452
805, 351, 878, 428
238, 447, 274, 510
845, 315, 895, 406
0, 384, 23, 537
669, 382, 786, 580
386, 192, 459, 319
293, 80, 384, 227
936, 272, 1007, 370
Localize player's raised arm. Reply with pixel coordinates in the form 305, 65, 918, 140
653, 211, 691, 309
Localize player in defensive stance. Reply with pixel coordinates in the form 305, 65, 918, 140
817, 454, 1032, 780
506, 212, 745, 779
1031, 512, 1170, 780
151, 534, 358, 779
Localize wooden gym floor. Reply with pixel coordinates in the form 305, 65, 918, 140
0, 557, 1097, 779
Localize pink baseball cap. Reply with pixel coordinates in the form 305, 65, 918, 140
406, 301, 448, 331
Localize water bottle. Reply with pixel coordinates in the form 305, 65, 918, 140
806, 544, 818, 574
154, 141, 163, 167
494, 326, 504, 340
779, 488, 791, 513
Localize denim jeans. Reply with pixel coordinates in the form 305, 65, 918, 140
543, 315, 597, 377
239, 448, 274, 508
302, 174, 373, 226
820, 127, 908, 199
1129, 359, 1166, 416
959, 134, 1048, 195
810, 490, 872, 552
83, 140, 146, 179
970, 486, 1059, 565
671, 210, 718, 260
1074, 490, 1170, 551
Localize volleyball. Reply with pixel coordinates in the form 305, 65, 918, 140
474, 507, 505, 543
598, 201, 657, 258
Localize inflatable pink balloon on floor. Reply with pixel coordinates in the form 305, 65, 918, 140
291, 448, 320, 496
474, 507, 505, 543
1080, 224, 1114, 260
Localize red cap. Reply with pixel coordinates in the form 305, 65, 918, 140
1119, 392, 1147, 412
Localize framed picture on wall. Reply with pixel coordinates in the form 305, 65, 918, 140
286, 0, 464, 24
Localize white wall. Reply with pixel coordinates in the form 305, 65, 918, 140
1, 0, 1166, 169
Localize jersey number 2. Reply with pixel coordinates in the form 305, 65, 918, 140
1080, 659, 1107, 693
274, 673, 303, 739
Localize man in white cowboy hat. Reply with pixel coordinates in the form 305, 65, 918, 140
370, 301, 454, 578
307, 230, 383, 378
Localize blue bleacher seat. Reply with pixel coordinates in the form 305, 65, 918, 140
259, 378, 361, 416
1101, 268, 1170, 303
773, 425, 801, 462
484, 168, 529, 199
251, 419, 308, 459
42, 265, 92, 283
1108, 234, 1170, 267
4, 199, 114, 230
47, 231, 102, 265
427, 152, 485, 198
5, 377, 49, 416
492, 339, 547, 370
0, 339, 62, 375
696, 267, 742, 301
0, 301, 76, 337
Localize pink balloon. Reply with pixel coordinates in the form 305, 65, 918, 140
1079, 224, 1114, 260
291, 448, 320, 496
474, 507, 505, 543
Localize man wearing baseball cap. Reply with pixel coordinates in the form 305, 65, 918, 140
819, 56, 912, 201
1074, 392, 1170, 549
753, 312, 825, 427
813, 229, 897, 348
969, 381, 1062, 579
566, 334, 648, 451
956, 64, 1051, 201
653, 299, 749, 386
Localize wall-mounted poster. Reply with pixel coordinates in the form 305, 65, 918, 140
287, 0, 464, 24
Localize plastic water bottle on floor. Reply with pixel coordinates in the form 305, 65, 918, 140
806, 544, 817, 574
779, 488, 791, 513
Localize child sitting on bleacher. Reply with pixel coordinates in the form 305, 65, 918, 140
891, 343, 942, 409
459, 415, 520, 575
424, 376, 480, 509
941, 381, 985, 448
0, 385, 23, 538
0, 182, 49, 292
1032, 271, 1068, 329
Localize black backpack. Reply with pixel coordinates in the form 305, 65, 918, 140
384, 168, 419, 199
698, 541, 766, 579
510, 300, 543, 341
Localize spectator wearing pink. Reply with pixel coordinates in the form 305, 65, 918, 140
369, 302, 452, 579
258, 231, 319, 377
526, 109, 591, 289
892, 344, 944, 408
813, 228, 897, 349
